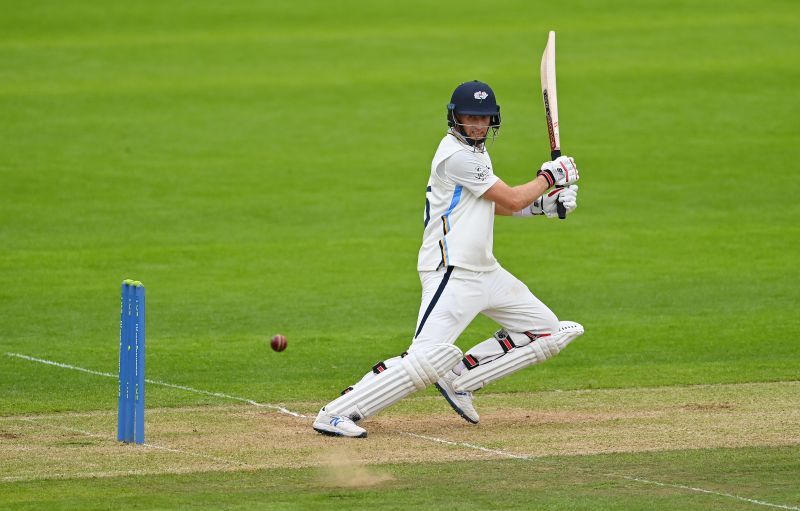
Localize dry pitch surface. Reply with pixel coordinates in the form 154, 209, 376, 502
2, 381, 798, 484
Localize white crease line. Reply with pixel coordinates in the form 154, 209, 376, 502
619, 476, 800, 511
16, 417, 253, 468
0, 410, 116, 421
5, 352, 308, 419
0, 404, 269, 422
2, 466, 240, 483
3, 472, 132, 483
8, 351, 798, 510
402, 432, 533, 460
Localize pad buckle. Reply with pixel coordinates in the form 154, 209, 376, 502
494, 329, 516, 353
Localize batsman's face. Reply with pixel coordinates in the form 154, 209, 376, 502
457, 114, 490, 140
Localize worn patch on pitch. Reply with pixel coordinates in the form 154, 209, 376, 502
313, 446, 394, 488
1, 381, 797, 482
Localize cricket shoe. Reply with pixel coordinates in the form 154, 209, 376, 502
435, 370, 479, 424
312, 408, 367, 438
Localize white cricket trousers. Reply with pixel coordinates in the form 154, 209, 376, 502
412, 265, 559, 349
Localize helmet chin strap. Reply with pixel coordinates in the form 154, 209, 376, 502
450, 117, 487, 146
450, 127, 486, 149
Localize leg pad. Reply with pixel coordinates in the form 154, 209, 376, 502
452, 321, 584, 392
324, 343, 462, 421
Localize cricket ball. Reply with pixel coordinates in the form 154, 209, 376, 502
270, 334, 287, 352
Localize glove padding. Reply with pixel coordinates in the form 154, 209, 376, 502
537, 156, 580, 187
542, 185, 578, 218
513, 184, 578, 218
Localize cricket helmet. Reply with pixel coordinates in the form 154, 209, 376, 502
447, 80, 501, 129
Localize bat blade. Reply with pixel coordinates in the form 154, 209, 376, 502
541, 31, 560, 159
540, 30, 566, 219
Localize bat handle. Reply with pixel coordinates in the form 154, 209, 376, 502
550, 149, 567, 220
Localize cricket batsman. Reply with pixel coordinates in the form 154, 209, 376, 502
313, 80, 584, 437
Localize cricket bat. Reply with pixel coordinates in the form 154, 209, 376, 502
540, 30, 567, 219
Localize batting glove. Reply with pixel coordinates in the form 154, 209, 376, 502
537, 156, 580, 187
512, 185, 578, 218
542, 185, 578, 218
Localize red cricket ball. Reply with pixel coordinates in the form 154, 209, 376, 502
270, 334, 287, 352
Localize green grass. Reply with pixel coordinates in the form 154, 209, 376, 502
4, 448, 800, 511
1, 0, 799, 509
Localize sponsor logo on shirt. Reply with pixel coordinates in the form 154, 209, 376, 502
475, 165, 491, 181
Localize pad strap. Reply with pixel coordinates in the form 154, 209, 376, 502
463, 354, 479, 369
495, 329, 516, 353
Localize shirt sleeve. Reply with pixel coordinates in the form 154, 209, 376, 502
444, 150, 500, 197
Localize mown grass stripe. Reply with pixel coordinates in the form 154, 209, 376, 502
618, 476, 800, 511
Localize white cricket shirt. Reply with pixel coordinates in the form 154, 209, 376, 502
417, 133, 500, 272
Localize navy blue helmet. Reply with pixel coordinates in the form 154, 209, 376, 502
447, 80, 501, 129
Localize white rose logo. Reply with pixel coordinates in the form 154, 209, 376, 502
474, 91, 489, 100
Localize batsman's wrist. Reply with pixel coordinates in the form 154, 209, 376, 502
512, 199, 543, 217
536, 169, 555, 188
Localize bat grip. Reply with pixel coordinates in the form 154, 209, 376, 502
550, 149, 567, 220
